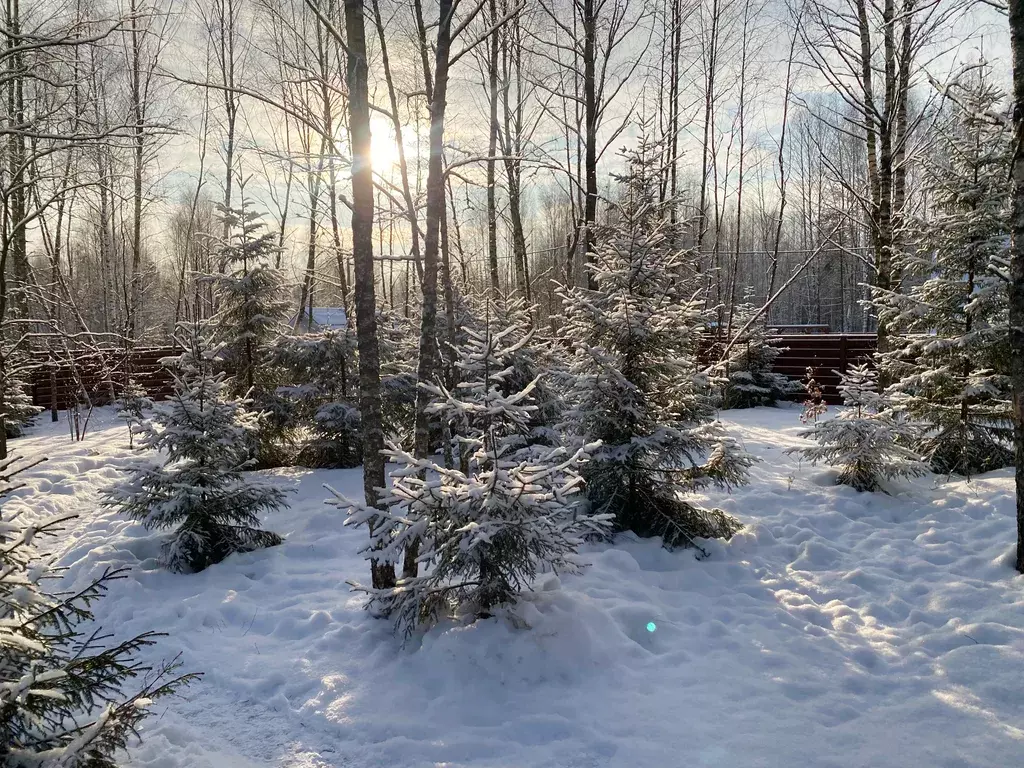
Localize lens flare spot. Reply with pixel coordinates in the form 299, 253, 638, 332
646, 622, 657, 633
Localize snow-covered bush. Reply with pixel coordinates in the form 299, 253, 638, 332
559, 145, 751, 551
718, 301, 798, 408
789, 363, 926, 492
103, 324, 287, 573
333, 314, 610, 635
297, 401, 361, 469
275, 328, 360, 467
1, 457, 194, 765
876, 70, 1014, 477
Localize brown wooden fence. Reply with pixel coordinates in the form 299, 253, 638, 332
30, 333, 877, 411
772, 333, 877, 404
30, 347, 179, 411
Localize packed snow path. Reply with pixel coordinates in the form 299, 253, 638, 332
7, 408, 1023, 767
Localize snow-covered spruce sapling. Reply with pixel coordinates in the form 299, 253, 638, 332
331, 314, 610, 635
1, 457, 196, 766
103, 324, 287, 573
208, 200, 291, 465
118, 377, 152, 450
1, 350, 41, 439
875, 69, 1014, 477
788, 363, 926, 492
377, 306, 420, 442
559, 147, 751, 551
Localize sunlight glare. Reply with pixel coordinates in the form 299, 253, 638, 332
370, 116, 401, 173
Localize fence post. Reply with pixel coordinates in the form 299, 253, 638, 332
838, 335, 848, 375
49, 359, 59, 422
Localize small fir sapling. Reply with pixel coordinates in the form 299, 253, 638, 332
559, 139, 752, 551
117, 378, 152, 449
331, 311, 610, 635
103, 324, 287, 573
789, 363, 926, 492
0, 457, 196, 766
275, 328, 361, 467
376, 307, 420, 442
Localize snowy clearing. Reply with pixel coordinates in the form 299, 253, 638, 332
7, 406, 1023, 768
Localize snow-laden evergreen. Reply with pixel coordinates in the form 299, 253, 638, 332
790, 363, 926, 492
2, 351, 41, 439
333, 308, 610, 635
1, 457, 193, 766
209, 202, 290, 397
454, 294, 564, 450
559, 143, 751, 550
376, 307, 420, 442
718, 298, 798, 408
876, 70, 1014, 477
103, 324, 286, 573
208, 201, 291, 465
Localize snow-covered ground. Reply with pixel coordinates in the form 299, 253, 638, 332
7, 407, 1023, 768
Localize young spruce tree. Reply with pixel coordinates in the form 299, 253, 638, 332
104, 324, 287, 573
209, 200, 291, 464
560, 140, 751, 551
789, 364, 926, 492
333, 306, 610, 635
1, 349, 40, 439
1, 458, 194, 765
877, 69, 1014, 477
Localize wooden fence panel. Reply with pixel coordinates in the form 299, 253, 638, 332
30, 334, 877, 410
772, 334, 876, 404
30, 347, 179, 410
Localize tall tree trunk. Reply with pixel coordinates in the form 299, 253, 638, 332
581, 0, 597, 289
486, 0, 500, 296
696, 0, 720, 258
371, 0, 424, 281
409, 0, 454, 578
128, 1, 145, 339
1008, 0, 1024, 574
500, 6, 529, 303
345, 0, 395, 590
7, 0, 27, 324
